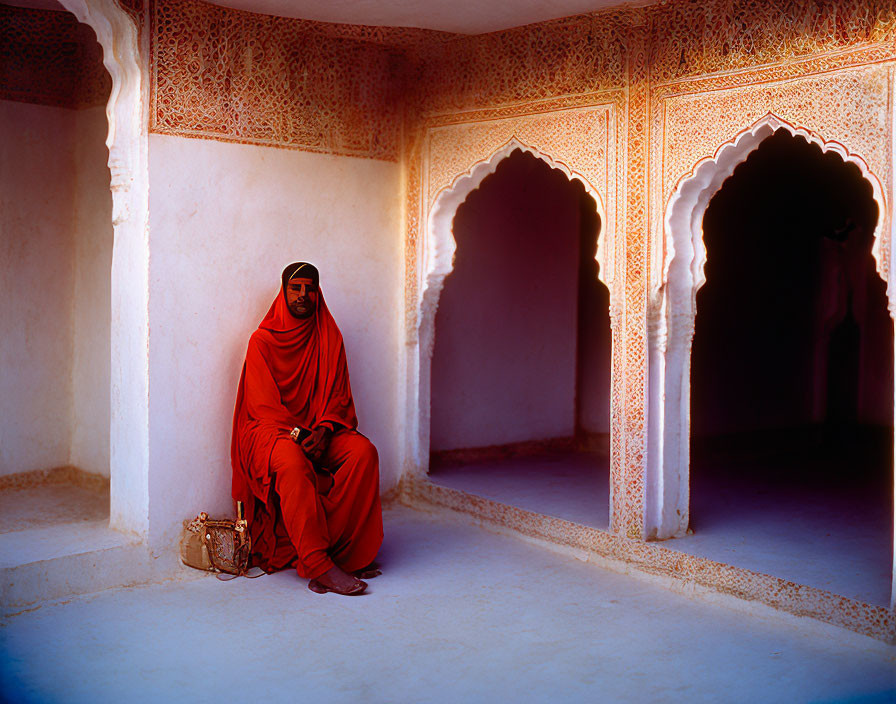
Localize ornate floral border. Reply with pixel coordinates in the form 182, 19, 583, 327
149, 0, 406, 160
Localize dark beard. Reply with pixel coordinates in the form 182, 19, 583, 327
289, 302, 314, 319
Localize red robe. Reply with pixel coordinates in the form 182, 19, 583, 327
231, 285, 382, 577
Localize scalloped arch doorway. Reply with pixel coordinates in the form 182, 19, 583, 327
424, 147, 613, 528
652, 120, 893, 607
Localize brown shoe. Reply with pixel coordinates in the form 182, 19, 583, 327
307, 565, 367, 596
353, 561, 382, 580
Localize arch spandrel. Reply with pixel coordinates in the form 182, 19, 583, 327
661, 113, 890, 313
425, 104, 616, 229
658, 67, 892, 214
424, 137, 611, 313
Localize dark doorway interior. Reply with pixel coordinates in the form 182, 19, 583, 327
428, 149, 612, 529
683, 130, 893, 605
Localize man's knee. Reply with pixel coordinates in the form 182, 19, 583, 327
338, 432, 379, 478
271, 439, 315, 481
353, 435, 378, 466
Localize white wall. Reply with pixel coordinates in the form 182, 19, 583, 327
146, 135, 402, 549
70, 106, 113, 477
430, 152, 580, 451
0, 101, 76, 475
0, 101, 116, 479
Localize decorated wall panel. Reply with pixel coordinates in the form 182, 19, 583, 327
657, 67, 891, 206
616, 23, 650, 540
648, 0, 896, 84
399, 10, 644, 536
416, 11, 631, 117
149, 0, 419, 160
640, 4, 896, 560
425, 101, 618, 215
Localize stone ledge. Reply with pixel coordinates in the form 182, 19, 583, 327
0, 524, 205, 609
0, 466, 109, 493
1, 539, 151, 608
0, 482, 203, 608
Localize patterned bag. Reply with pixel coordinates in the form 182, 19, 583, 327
180, 511, 263, 580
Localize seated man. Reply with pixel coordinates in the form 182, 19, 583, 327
231, 262, 383, 595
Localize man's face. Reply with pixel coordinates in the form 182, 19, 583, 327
285, 277, 318, 319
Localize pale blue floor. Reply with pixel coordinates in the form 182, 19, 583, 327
1, 506, 894, 703
430, 450, 610, 527
429, 445, 893, 606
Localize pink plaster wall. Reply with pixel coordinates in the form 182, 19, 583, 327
431, 150, 609, 451
0, 100, 111, 477
70, 106, 112, 477
0, 101, 76, 475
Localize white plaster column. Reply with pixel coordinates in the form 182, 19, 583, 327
58, 0, 150, 538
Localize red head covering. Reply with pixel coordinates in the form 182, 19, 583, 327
231, 270, 357, 503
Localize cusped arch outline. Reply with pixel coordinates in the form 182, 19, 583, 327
646, 112, 892, 543
660, 112, 889, 314
409, 136, 613, 479
422, 137, 610, 336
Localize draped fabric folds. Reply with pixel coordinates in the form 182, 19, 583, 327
231, 281, 366, 573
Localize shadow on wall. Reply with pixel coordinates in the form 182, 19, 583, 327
430, 149, 610, 455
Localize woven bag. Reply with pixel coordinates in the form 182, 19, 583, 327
180, 511, 262, 580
